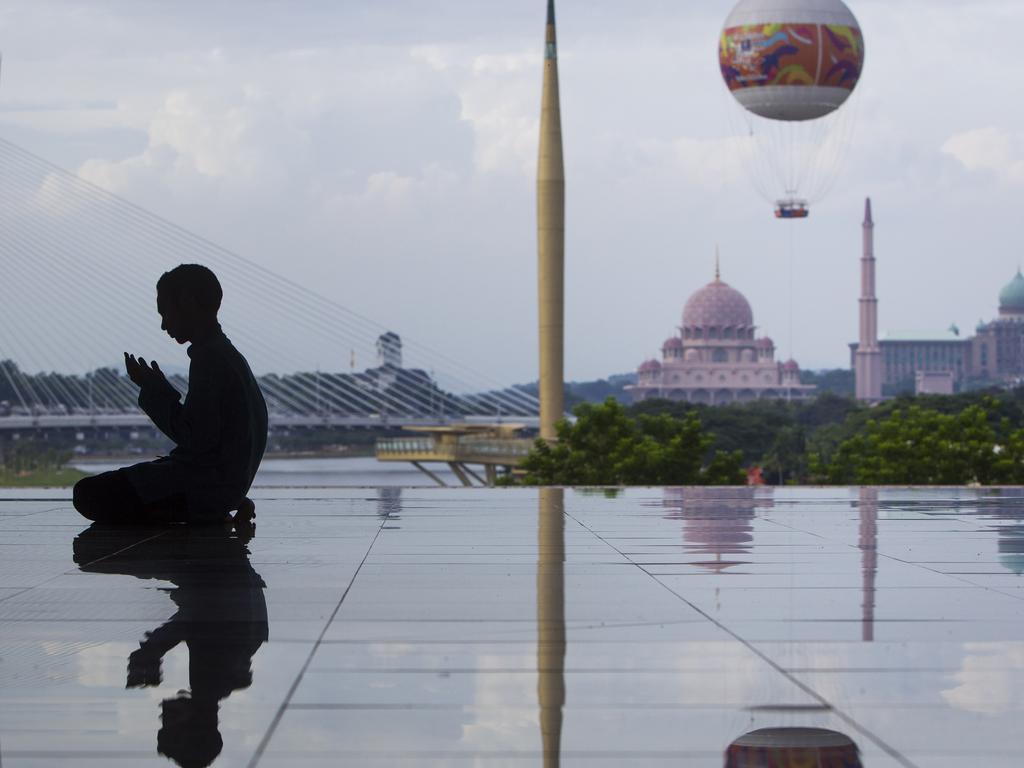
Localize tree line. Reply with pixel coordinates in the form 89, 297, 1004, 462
513, 387, 1024, 486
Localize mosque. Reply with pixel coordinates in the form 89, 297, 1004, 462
627, 261, 815, 404
628, 199, 1024, 405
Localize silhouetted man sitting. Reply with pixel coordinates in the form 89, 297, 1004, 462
73, 264, 268, 525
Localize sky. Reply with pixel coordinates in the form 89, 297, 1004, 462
0, 0, 1021, 385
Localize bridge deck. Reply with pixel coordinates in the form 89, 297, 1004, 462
0, 414, 541, 431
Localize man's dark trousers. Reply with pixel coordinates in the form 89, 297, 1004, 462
73, 469, 187, 524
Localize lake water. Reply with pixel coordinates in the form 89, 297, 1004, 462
71, 455, 465, 487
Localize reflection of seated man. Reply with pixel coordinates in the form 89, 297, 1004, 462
74, 524, 268, 768
72, 264, 268, 525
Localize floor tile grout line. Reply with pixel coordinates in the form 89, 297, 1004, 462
246, 518, 389, 768
0, 522, 168, 768
647, 576, 921, 768
563, 509, 920, 768
872, 550, 1024, 604
761, 514, 1024, 602
0, 528, 171, 606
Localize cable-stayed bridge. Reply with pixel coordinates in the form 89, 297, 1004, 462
0, 138, 541, 433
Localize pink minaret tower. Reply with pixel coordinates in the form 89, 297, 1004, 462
855, 198, 882, 402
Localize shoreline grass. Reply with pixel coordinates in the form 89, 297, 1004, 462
0, 467, 89, 488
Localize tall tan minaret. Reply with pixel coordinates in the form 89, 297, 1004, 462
855, 198, 882, 402
537, 0, 565, 440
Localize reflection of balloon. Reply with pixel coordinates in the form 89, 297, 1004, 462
718, 0, 866, 214
726, 727, 862, 767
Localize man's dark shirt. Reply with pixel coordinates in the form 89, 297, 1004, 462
124, 327, 268, 522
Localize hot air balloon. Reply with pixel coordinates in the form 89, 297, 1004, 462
719, 0, 865, 218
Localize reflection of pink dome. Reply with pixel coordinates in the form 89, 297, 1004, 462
782, 359, 800, 373
662, 336, 684, 351
682, 279, 754, 329
756, 337, 774, 348
661, 488, 759, 573
639, 359, 662, 374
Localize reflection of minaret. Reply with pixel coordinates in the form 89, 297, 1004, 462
981, 488, 1024, 575
376, 487, 402, 520
537, 488, 565, 767
858, 487, 878, 642
537, 0, 565, 441
855, 198, 882, 402
663, 488, 760, 573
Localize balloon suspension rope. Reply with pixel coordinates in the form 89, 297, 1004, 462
788, 219, 796, 364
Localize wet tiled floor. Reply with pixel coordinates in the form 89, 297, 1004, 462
1, 486, 1023, 766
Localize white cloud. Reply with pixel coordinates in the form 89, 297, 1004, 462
409, 45, 452, 73
664, 135, 751, 190
408, 44, 541, 176
942, 642, 1024, 714
5, 0, 1024, 381
942, 127, 1024, 185
78, 80, 308, 192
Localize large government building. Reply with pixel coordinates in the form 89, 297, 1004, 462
852, 198, 1024, 398
627, 264, 815, 404
974, 272, 1024, 382
851, 274, 1024, 395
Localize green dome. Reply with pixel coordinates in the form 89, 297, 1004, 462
1000, 270, 1024, 312
1001, 553, 1024, 576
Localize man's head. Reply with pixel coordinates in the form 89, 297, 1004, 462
156, 264, 222, 344
158, 694, 223, 768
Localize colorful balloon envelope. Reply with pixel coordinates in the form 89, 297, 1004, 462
720, 0, 865, 122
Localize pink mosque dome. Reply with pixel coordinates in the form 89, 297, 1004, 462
662, 337, 684, 351
782, 359, 800, 373
756, 337, 774, 348
682, 277, 754, 330
638, 359, 662, 374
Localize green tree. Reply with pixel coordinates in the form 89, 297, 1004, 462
762, 425, 807, 485
701, 449, 746, 485
521, 399, 639, 485
519, 398, 743, 486
613, 412, 710, 485
819, 404, 1007, 485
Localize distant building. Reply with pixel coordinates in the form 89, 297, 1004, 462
627, 262, 815, 405
852, 199, 1024, 396
871, 329, 970, 390
376, 332, 403, 369
915, 370, 955, 396
972, 270, 1024, 384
